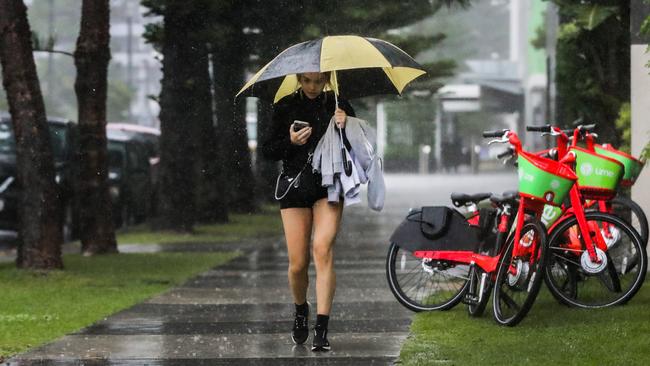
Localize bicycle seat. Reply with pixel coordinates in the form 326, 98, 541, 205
450, 192, 492, 207
490, 190, 519, 206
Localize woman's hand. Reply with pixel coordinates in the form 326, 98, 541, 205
289, 124, 312, 145
335, 108, 347, 129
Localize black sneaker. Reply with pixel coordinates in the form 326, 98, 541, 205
311, 327, 330, 351
291, 309, 309, 345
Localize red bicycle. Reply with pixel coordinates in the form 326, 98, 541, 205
531, 125, 647, 245
386, 129, 575, 325
524, 124, 648, 308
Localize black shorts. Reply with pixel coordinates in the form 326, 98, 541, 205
280, 169, 328, 209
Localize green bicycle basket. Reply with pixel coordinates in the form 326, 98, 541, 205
594, 144, 645, 187
517, 151, 577, 206
569, 146, 624, 200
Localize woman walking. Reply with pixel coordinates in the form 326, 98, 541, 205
261, 72, 355, 351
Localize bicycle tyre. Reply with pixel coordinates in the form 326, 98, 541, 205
492, 220, 547, 326
386, 242, 470, 312
544, 212, 647, 308
610, 196, 649, 245
467, 266, 492, 317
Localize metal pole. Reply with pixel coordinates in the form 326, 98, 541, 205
127, 15, 133, 122
434, 95, 442, 172
376, 101, 386, 158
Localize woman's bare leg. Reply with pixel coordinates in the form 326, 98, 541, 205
280, 208, 313, 305
311, 198, 343, 315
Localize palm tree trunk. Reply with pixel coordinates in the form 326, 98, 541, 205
213, 31, 256, 214
74, 0, 117, 255
157, 2, 198, 231
194, 43, 228, 223
0, 0, 63, 269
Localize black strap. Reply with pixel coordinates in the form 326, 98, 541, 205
274, 151, 314, 200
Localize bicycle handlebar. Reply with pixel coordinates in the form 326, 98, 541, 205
497, 148, 515, 159
580, 123, 596, 131
482, 129, 508, 138
563, 124, 596, 136
526, 125, 551, 133
527, 123, 596, 137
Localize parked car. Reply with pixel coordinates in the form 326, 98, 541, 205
107, 123, 160, 217
106, 128, 154, 227
106, 123, 160, 162
0, 114, 80, 241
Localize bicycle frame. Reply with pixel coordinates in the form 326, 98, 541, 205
413, 131, 545, 277
537, 126, 619, 264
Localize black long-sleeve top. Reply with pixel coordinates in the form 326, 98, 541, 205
261, 91, 355, 175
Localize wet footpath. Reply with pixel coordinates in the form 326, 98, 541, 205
6, 173, 515, 366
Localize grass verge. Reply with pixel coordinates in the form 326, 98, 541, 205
116, 206, 283, 245
399, 284, 650, 366
0, 251, 237, 360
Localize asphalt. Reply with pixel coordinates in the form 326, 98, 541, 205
4, 173, 516, 365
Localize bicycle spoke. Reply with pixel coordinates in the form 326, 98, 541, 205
545, 213, 647, 308
551, 252, 581, 268
500, 291, 520, 311
387, 244, 471, 311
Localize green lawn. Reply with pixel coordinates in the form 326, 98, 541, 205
399, 284, 650, 366
0, 252, 238, 360
117, 208, 283, 245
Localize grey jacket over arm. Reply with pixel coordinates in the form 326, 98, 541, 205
312, 116, 385, 211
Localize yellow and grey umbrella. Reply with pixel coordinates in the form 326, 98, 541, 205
236, 35, 426, 103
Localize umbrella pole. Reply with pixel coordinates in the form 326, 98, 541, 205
332, 71, 352, 177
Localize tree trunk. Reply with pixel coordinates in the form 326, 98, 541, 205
0, 0, 63, 269
74, 0, 117, 255
194, 43, 228, 223
156, 3, 198, 232
213, 30, 256, 214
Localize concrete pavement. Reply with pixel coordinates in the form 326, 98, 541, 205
5, 173, 516, 365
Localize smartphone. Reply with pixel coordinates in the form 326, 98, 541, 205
293, 120, 310, 132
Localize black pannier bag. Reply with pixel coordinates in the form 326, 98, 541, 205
389, 206, 481, 253
477, 207, 498, 254
478, 207, 498, 241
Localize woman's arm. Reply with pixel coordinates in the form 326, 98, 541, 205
260, 104, 293, 161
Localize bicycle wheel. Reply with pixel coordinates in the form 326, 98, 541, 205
492, 221, 547, 326
386, 242, 470, 312
544, 212, 647, 308
467, 265, 492, 317
546, 258, 579, 304
610, 196, 649, 245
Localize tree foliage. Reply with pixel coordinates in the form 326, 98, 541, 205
552, 0, 629, 146
614, 102, 630, 152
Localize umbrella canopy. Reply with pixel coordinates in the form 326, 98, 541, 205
236, 35, 426, 103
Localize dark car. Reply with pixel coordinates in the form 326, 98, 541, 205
107, 123, 160, 217
107, 129, 153, 227
0, 115, 80, 241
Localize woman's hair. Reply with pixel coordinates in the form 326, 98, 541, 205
296, 72, 332, 102
296, 72, 331, 84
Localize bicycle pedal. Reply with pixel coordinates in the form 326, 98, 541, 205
463, 295, 479, 305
